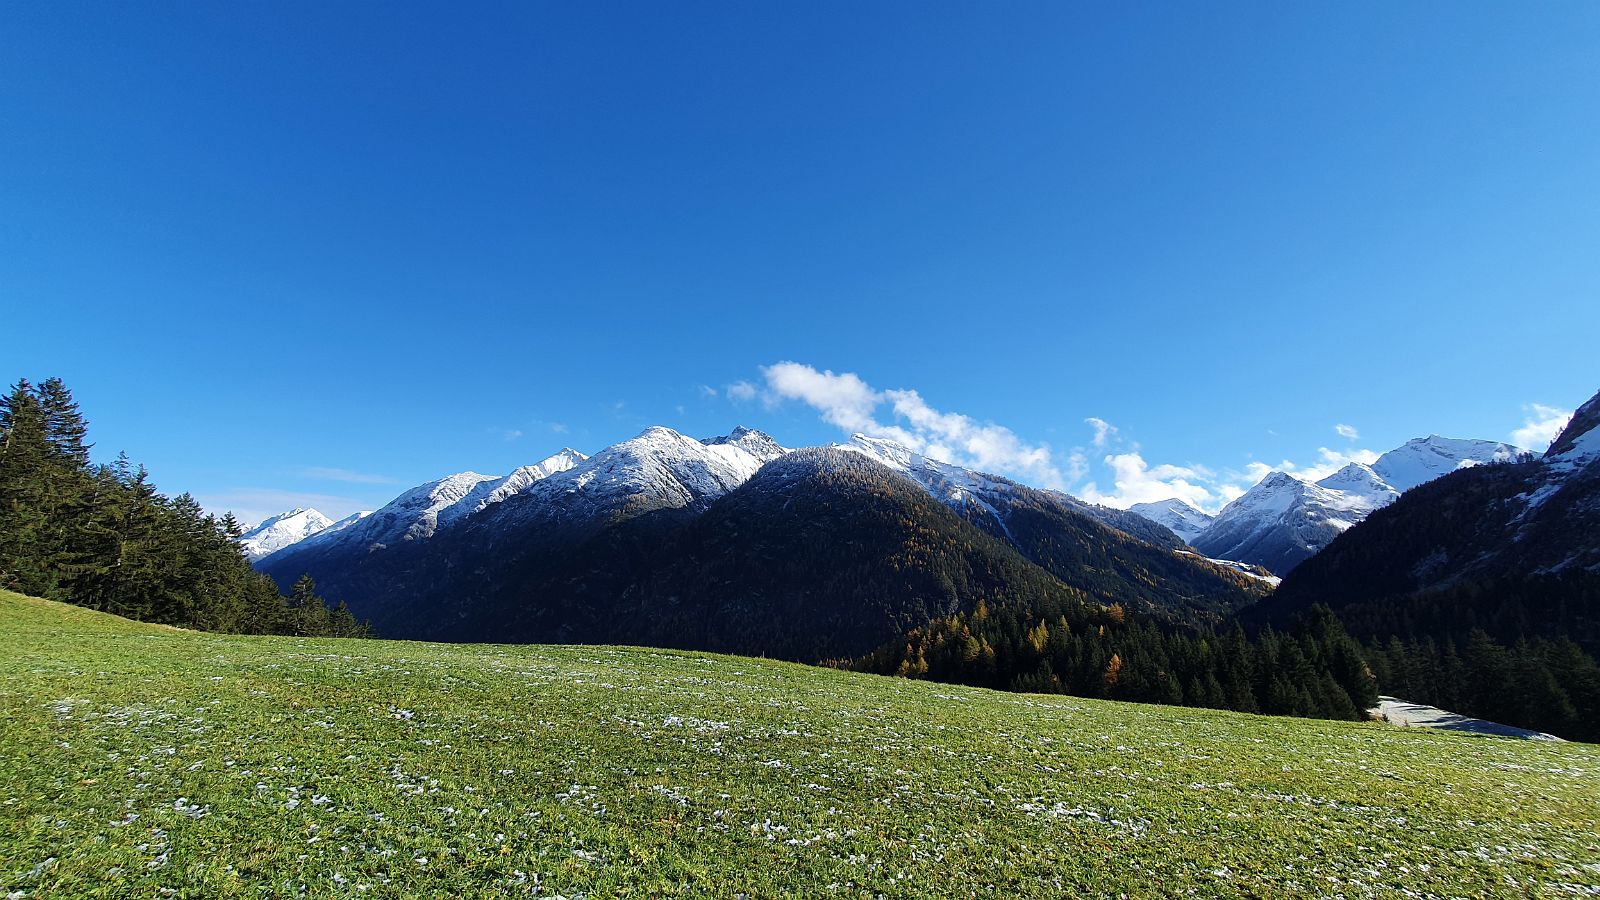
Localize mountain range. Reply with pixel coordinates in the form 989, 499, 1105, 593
1136, 436, 1529, 575
254, 427, 1266, 658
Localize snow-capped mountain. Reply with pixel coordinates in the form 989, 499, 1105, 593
238, 508, 335, 561
271, 448, 590, 561
256, 426, 794, 637
475, 426, 789, 535
259, 425, 1261, 644
262, 428, 786, 585
1128, 498, 1215, 544
1189, 472, 1385, 575
1184, 435, 1530, 575
1313, 462, 1399, 507
1371, 436, 1527, 491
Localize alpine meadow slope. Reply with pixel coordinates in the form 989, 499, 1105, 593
4, 590, 1598, 898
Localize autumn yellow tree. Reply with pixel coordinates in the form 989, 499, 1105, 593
1104, 653, 1123, 687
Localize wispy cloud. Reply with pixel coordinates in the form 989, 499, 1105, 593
1086, 417, 1118, 448
1510, 403, 1572, 452
503, 429, 524, 442
725, 380, 758, 402
297, 466, 398, 485
1334, 423, 1359, 440
698, 384, 718, 398
758, 361, 1071, 490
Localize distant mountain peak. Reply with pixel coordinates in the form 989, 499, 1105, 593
1191, 434, 1532, 575
702, 426, 788, 463
237, 508, 336, 562
1128, 498, 1215, 544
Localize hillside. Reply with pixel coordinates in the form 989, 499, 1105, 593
3, 590, 1598, 898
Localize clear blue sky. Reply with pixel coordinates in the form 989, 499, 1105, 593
4, 3, 1597, 522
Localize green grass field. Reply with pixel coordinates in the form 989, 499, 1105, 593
2, 590, 1597, 898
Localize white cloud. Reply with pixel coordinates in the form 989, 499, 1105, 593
1078, 452, 1221, 511
298, 466, 397, 485
503, 429, 524, 442
743, 360, 1408, 515
1510, 403, 1572, 452
697, 384, 718, 398
758, 361, 1072, 490
1086, 417, 1118, 448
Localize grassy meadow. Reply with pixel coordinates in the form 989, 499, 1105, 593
2, 590, 1596, 898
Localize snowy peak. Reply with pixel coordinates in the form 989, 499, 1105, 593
1314, 462, 1400, 506
1191, 470, 1384, 575
702, 426, 788, 464
467, 425, 790, 535
475, 449, 590, 510
558, 425, 771, 504
1372, 435, 1527, 492
1128, 498, 1215, 544
238, 508, 335, 561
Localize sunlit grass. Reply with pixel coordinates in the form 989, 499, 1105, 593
2, 590, 1596, 897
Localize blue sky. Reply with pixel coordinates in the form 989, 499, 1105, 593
4, 3, 1597, 523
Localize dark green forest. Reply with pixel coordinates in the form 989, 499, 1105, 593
0, 377, 365, 637
850, 599, 1378, 722
1335, 575, 1600, 742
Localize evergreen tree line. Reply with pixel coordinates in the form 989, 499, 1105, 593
851, 597, 1378, 722
0, 377, 366, 637
1364, 630, 1600, 742
1281, 574, 1600, 742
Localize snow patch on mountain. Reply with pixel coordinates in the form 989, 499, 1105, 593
1314, 462, 1400, 507
238, 508, 335, 561
507, 427, 782, 525
1371, 436, 1527, 492
1129, 498, 1214, 544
